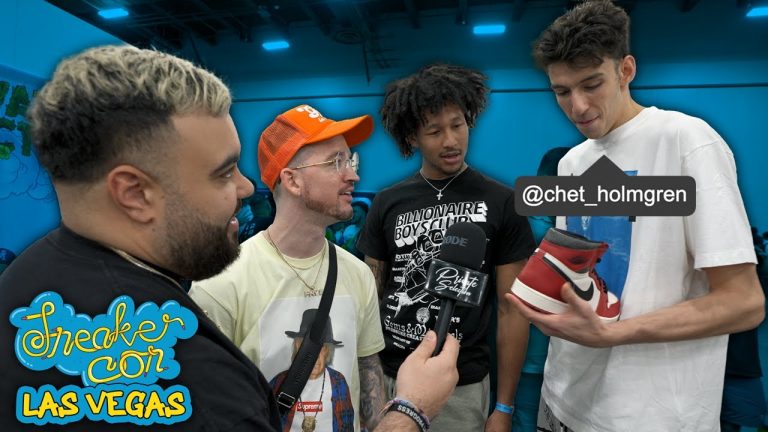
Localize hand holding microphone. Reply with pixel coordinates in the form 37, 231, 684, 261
424, 222, 488, 356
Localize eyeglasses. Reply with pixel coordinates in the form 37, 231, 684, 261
291, 151, 359, 175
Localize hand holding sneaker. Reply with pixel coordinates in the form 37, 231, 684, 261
510, 228, 620, 321
507, 283, 622, 348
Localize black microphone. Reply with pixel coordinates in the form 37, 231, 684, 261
424, 222, 488, 356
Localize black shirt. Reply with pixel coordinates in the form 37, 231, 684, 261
0, 226, 281, 431
357, 168, 535, 385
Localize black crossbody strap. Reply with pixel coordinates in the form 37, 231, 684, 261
275, 240, 337, 416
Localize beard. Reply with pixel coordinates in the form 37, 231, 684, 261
301, 187, 352, 222
162, 196, 240, 281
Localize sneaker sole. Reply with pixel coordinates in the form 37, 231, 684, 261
511, 279, 568, 314
511, 279, 621, 322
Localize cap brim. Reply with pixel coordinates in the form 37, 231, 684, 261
306, 114, 373, 148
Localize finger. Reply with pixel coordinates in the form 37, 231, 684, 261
410, 330, 438, 360
438, 334, 460, 361
560, 282, 583, 306
505, 293, 545, 323
505, 293, 533, 317
560, 282, 597, 317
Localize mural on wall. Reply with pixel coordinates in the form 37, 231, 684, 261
0, 66, 59, 276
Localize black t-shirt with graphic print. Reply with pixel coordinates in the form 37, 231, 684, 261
357, 167, 535, 385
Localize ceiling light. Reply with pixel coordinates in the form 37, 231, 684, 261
98, 7, 129, 19
473, 24, 506, 35
746, 6, 768, 17
262, 40, 290, 51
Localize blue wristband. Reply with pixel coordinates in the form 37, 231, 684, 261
495, 402, 514, 415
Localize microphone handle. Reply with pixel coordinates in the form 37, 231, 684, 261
432, 298, 456, 357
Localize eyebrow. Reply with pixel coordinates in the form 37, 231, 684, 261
424, 115, 465, 129
211, 152, 240, 176
322, 149, 349, 160
551, 72, 605, 89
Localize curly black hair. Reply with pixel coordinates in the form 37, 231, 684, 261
380, 64, 488, 157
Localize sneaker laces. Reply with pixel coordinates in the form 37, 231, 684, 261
592, 258, 609, 294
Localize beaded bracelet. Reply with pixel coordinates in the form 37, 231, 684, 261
382, 398, 430, 432
495, 402, 515, 415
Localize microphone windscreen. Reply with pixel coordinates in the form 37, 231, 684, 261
438, 222, 486, 271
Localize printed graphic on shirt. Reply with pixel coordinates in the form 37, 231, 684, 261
394, 201, 488, 247
565, 170, 636, 300
261, 298, 356, 432
384, 201, 487, 348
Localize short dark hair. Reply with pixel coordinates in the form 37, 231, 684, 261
28, 45, 231, 183
532, 0, 630, 70
380, 64, 488, 157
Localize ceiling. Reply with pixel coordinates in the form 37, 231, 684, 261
44, 0, 757, 82
46, 0, 748, 53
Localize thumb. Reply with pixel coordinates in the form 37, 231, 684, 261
561, 282, 593, 314
560, 281, 579, 304
411, 330, 438, 359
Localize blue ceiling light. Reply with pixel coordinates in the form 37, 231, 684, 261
473, 24, 506, 35
98, 7, 129, 19
746, 6, 768, 17
262, 40, 290, 51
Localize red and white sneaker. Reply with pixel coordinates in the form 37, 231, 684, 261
511, 228, 620, 322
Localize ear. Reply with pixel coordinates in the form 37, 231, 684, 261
106, 165, 159, 224
277, 167, 303, 198
618, 55, 637, 87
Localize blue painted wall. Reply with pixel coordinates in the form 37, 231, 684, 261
1, 0, 767, 233
0, 0, 122, 78
0, 0, 122, 256
182, 1, 768, 228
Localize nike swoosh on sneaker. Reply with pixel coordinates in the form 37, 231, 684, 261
572, 281, 594, 301
541, 253, 595, 301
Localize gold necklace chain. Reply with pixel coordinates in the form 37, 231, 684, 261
299, 368, 326, 432
264, 229, 326, 297
109, 247, 184, 291
419, 166, 467, 201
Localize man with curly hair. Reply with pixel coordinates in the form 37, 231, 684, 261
510, 1, 765, 431
357, 64, 535, 432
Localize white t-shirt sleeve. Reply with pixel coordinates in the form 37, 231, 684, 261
682, 134, 756, 269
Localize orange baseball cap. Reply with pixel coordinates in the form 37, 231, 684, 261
258, 104, 374, 191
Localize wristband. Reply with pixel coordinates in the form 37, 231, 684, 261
382, 398, 430, 431
494, 402, 515, 415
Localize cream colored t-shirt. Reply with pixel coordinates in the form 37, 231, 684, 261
190, 232, 385, 431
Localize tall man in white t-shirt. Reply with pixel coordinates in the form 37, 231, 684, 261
509, 1, 765, 431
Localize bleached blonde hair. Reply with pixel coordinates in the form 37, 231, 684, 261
28, 45, 231, 182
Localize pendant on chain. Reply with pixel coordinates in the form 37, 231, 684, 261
301, 416, 316, 432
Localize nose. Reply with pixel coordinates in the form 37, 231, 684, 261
444, 128, 460, 148
571, 91, 589, 117
343, 167, 360, 184
236, 170, 255, 199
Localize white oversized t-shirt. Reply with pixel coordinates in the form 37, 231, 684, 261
544, 107, 756, 432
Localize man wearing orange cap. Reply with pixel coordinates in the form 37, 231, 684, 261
190, 105, 387, 432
